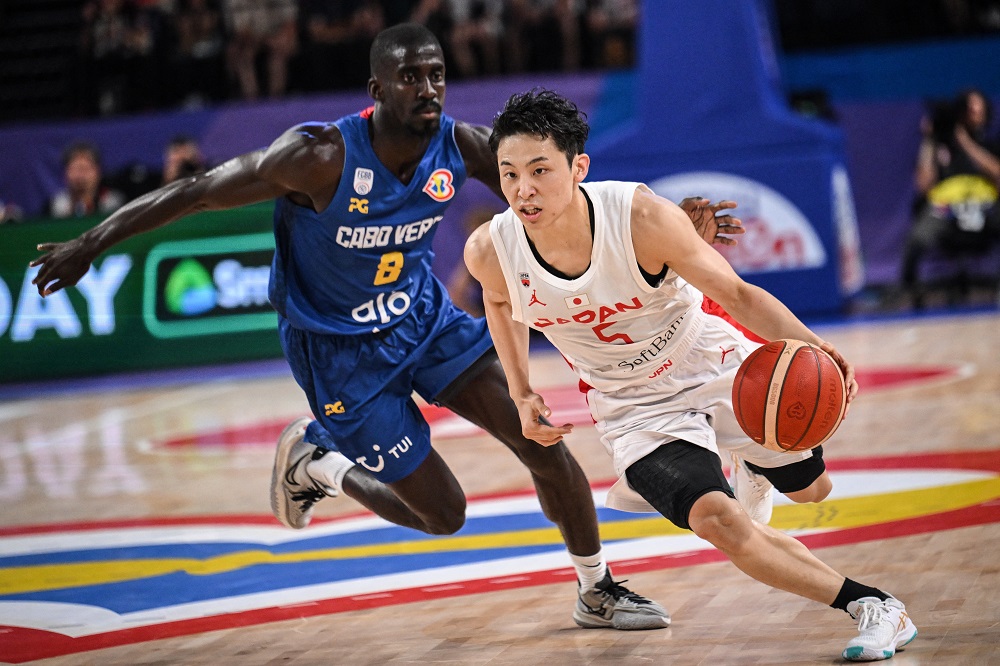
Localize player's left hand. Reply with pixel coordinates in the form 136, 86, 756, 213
679, 197, 744, 246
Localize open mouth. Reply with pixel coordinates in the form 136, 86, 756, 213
519, 205, 542, 221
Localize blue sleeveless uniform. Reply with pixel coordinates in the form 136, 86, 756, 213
272, 110, 493, 483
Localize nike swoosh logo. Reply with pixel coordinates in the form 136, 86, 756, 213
284, 453, 311, 487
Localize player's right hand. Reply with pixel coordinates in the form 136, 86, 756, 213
517, 392, 573, 446
29, 239, 98, 297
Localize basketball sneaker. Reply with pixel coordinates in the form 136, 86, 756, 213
731, 453, 774, 524
270, 417, 354, 529
573, 569, 671, 630
843, 597, 918, 661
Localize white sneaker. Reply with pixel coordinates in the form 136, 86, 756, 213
843, 597, 918, 661
731, 454, 773, 524
573, 568, 671, 630
270, 418, 353, 529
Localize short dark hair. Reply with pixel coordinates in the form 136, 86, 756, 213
489, 89, 590, 165
370, 23, 441, 77
168, 134, 197, 148
62, 139, 101, 168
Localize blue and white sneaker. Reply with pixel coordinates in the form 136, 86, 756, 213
843, 597, 917, 661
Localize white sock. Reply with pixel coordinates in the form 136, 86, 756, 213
570, 549, 608, 591
306, 450, 355, 495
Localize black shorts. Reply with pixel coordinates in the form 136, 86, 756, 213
624, 442, 825, 530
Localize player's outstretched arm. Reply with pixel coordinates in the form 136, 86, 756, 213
464, 223, 573, 445
30, 124, 343, 297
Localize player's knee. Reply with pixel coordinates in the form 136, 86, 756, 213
511, 439, 575, 477
424, 507, 466, 535
688, 494, 755, 554
784, 473, 832, 503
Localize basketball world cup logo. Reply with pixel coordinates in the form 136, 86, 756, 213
422, 168, 455, 202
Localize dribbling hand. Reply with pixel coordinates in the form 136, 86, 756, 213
517, 392, 573, 446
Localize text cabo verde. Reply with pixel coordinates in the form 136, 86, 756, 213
336, 215, 444, 249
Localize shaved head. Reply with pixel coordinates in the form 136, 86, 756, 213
370, 23, 441, 79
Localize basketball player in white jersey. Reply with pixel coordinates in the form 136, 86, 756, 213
464, 89, 918, 662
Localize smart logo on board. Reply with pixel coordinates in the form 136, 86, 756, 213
143, 234, 277, 338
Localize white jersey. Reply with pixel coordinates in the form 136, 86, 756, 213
489, 180, 707, 392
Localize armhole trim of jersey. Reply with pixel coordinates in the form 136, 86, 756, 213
488, 216, 525, 323
621, 183, 660, 294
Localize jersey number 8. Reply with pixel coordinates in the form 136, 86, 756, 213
374, 251, 404, 285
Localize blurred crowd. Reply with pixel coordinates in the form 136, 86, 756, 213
73, 0, 639, 117
775, 0, 1000, 51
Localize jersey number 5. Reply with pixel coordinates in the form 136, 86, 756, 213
374, 251, 403, 285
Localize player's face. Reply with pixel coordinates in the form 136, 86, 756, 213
497, 134, 588, 228
373, 43, 446, 137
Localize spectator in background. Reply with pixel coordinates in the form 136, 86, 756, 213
162, 135, 208, 184
409, 0, 455, 66
583, 0, 638, 69
172, 0, 226, 107
504, 0, 583, 73
112, 134, 209, 201
223, 0, 298, 99
900, 88, 1000, 304
448, 0, 503, 78
299, 0, 384, 92
0, 200, 25, 226
47, 141, 126, 219
79, 0, 167, 115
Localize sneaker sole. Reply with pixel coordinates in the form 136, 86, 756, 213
573, 609, 613, 629
270, 417, 313, 529
573, 609, 671, 630
842, 627, 918, 661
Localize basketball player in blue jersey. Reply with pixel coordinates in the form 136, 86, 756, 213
29, 23, 739, 631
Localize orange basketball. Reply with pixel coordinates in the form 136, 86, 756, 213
732, 339, 847, 452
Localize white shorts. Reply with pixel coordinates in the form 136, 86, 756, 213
586, 309, 817, 512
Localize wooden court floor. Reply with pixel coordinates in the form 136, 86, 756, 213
1, 310, 999, 665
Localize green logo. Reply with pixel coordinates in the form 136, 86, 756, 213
164, 258, 216, 315
143, 234, 276, 339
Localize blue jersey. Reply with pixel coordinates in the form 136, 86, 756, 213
269, 110, 468, 335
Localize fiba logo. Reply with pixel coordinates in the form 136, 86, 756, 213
354, 168, 374, 195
